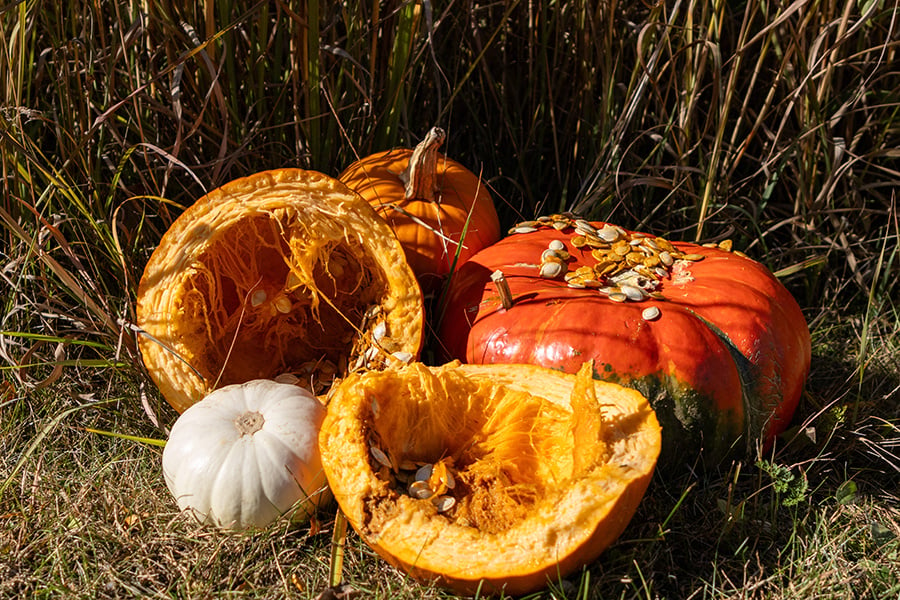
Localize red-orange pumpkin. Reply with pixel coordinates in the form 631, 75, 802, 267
439, 217, 811, 465
339, 127, 501, 293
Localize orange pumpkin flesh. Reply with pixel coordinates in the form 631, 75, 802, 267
319, 361, 661, 596
339, 128, 502, 293
136, 169, 424, 413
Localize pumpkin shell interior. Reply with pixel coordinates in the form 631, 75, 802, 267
137, 169, 424, 413
319, 361, 661, 596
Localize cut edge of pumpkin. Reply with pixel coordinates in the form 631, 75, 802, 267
319, 361, 661, 596
136, 169, 424, 413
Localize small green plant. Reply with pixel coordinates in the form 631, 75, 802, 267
757, 459, 810, 508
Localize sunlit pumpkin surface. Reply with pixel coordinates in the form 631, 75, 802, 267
319, 361, 661, 596
440, 219, 812, 464
339, 130, 501, 293
137, 169, 424, 413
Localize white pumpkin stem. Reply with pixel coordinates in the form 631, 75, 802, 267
400, 127, 446, 201
490, 270, 514, 310
234, 411, 265, 435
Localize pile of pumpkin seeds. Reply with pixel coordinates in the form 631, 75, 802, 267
509, 214, 739, 319
368, 440, 458, 514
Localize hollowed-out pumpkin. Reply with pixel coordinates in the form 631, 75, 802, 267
339, 127, 502, 293
318, 360, 661, 596
136, 169, 424, 413
439, 216, 811, 465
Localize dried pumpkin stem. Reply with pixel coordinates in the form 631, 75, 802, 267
328, 509, 349, 588
234, 411, 264, 436
491, 270, 514, 310
401, 126, 446, 201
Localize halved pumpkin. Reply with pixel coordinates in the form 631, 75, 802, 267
318, 361, 661, 596
136, 169, 424, 413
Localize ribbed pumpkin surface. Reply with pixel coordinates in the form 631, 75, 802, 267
439, 220, 811, 464
339, 129, 501, 293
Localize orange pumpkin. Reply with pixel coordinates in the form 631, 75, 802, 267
136, 169, 424, 413
339, 127, 502, 293
319, 360, 661, 596
439, 216, 811, 465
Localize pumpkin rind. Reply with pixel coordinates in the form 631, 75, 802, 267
318, 361, 661, 596
439, 223, 811, 464
162, 379, 329, 529
137, 169, 424, 413
339, 129, 501, 293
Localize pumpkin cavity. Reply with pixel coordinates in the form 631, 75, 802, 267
350, 364, 621, 536
137, 169, 425, 413
179, 211, 387, 392
320, 362, 661, 595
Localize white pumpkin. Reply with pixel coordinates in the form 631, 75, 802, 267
162, 379, 329, 529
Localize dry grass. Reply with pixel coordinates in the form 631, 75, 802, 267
2, 0, 899, 598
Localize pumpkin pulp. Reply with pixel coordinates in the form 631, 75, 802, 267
319, 361, 661, 596
137, 169, 424, 413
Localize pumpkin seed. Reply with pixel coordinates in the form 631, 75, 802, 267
642, 255, 661, 268
370, 446, 393, 469
372, 320, 388, 342
390, 351, 414, 364
571, 235, 587, 248
408, 480, 434, 500
551, 220, 569, 230
274, 372, 300, 385
659, 251, 674, 266
620, 284, 646, 301
541, 249, 565, 262
548, 239, 566, 251
626, 251, 644, 264
609, 292, 628, 303
415, 464, 433, 482
574, 219, 596, 233
681, 253, 705, 261
718, 239, 733, 251
273, 295, 292, 314
511, 225, 538, 234
597, 225, 620, 242
432, 495, 456, 513
250, 290, 267, 307
540, 261, 565, 278
642, 306, 661, 321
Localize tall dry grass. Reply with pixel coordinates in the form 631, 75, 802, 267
1, 1, 898, 598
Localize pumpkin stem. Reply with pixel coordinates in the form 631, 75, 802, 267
234, 411, 265, 435
490, 270, 514, 310
400, 127, 446, 201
